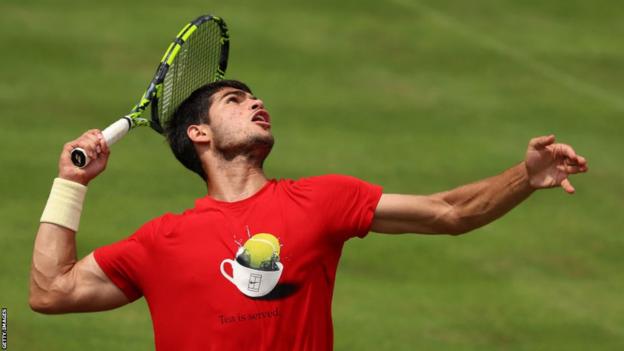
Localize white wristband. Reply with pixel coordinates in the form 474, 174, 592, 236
40, 178, 88, 232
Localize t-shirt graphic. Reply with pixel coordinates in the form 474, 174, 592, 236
220, 229, 284, 297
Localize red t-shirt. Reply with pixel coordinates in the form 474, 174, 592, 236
94, 175, 382, 351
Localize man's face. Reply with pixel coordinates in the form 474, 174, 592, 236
206, 87, 274, 158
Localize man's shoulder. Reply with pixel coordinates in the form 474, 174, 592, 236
274, 174, 374, 198
280, 174, 364, 187
132, 211, 184, 237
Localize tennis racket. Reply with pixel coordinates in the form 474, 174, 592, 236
71, 14, 229, 168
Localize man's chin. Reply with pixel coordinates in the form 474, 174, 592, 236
215, 134, 275, 162
250, 134, 274, 153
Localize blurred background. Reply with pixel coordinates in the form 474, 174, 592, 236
1, 0, 623, 349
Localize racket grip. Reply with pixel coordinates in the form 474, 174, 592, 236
70, 117, 133, 168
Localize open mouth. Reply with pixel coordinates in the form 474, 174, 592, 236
251, 110, 271, 128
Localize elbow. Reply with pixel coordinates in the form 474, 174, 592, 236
441, 211, 472, 236
29, 285, 69, 314
427, 199, 472, 236
29, 268, 74, 314
29, 278, 53, 313
29, 294, 69, 314
29, 294, 57, 314
446, 226, 471, 236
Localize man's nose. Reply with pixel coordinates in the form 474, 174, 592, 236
251, 98, 264, 110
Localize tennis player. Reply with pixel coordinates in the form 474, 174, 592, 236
30, 80, 588, 350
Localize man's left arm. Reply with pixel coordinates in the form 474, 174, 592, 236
371, 135, 588, 235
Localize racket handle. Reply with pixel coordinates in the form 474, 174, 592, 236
70, 117, 133, 168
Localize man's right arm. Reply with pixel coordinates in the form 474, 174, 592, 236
29, 130, 130, 313
29, 225, 130, 313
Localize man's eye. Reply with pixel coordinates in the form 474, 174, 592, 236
226, 97, 239, 103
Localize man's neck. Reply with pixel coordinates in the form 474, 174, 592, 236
204, 157, 269, 202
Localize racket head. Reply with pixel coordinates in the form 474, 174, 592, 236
147, 15, 229, 134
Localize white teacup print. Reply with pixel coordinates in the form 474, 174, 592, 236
220, 258, 283, 297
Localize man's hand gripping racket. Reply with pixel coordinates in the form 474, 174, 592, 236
70, 15, 229, 168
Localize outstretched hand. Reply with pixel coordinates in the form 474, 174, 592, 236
525, 135, 588, 194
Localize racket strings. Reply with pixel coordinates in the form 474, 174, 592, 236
159, 20, 225, 126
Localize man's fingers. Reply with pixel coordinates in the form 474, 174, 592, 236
97, 132, 109, 154
560, 178, 575, 194
81, 129, 101, 139
576, 155, 588, 168
565, 157, 588, 171
552, 145, 589, 174
69, 130, 105, 161
89, 130, 108, 155
84, 132, 100, 145
557, 164, 585, 174
552, 143, 578, 161
529, 134, 556, 150
86, 131, 105, 154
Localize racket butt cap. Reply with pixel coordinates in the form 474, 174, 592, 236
70, 148, 89, 168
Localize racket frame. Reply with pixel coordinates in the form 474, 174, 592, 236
70, 15, 229, 168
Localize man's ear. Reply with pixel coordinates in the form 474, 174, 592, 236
187, 124, 212, 144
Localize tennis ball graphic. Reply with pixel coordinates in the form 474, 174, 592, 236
238, 233, 281, 271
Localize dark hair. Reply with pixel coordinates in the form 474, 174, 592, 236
164, 80, 252, 180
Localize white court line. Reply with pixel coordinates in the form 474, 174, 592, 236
391, 0, 624, 112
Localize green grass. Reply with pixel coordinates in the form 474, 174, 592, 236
1, 0, 623, 349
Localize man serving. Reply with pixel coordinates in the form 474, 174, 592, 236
30, 80, 588, 350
